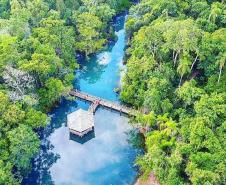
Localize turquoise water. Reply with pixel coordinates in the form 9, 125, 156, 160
23, 14, 140, 185
75, 20, 125, 102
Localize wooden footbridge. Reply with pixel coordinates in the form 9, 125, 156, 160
69, 89, 136, 116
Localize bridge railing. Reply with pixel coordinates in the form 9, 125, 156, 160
70, 89, 136, 116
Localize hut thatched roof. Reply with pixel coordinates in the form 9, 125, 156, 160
67, 109, 94, 132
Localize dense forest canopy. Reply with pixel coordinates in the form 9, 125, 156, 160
0, 0, 130, 184
121, 0, 226, 184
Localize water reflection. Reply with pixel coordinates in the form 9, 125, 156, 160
47, 109, 138, 185
24, 136, 60, 185
74, 29, 126, 102
76, 56, 108, 84
69, 130, 95, 144
97, 52, 111, 65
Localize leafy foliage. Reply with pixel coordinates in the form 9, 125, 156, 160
122, 0, 226, 184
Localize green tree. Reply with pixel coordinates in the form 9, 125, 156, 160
208, 2, 224, 24
176, 80, 204, 107
7, 124, 40, 171
74, 12, 106, 56
136, 114, 178, 182
177, 53, 192, 86
0, 92, 9, 114
0, 160, 18, 185
2, 104, 25, 126
24, 108, 48, 128
26, 0, 49, 26
0, 0, 10, 18
38, 78, 68, 109
0, 35, 19, 73
8, 0, 31, 38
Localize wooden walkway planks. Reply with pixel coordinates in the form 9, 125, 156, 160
88, 102, 99, 114
69, 89, 136, 116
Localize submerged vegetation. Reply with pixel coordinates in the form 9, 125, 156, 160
122, 0, 226, 184
0, 0, 130, 184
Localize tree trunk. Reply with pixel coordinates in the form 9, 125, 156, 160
174, 52, 179, 67
179, 75, 183, 87
191, 55, 198, 70
217, 67, 222, 83
208, 14, 212, 21
150, 49, 155, 58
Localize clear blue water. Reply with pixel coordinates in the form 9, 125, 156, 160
23, 14, 140, 185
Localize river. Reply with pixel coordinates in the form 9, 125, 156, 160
23, 13, 140, 185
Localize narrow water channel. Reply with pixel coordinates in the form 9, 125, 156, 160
23, 14, 140, 185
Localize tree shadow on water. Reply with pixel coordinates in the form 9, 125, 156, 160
22, 139, 60, 185
126, 129, 146, 151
